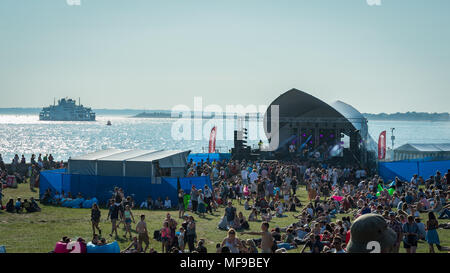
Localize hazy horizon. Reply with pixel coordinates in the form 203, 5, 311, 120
0, 106, 448, 116
1, 0, 449, 113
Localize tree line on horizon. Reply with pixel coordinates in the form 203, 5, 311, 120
362, 112, 450, 121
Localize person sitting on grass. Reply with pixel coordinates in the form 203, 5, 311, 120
164, 196, 172, 209
53, 191, 63, 205
287, 197, 297, 212
275, 201, 286, 217
244, 198, 251, 210
154, 197, 162, 210
195, 239, 207, 253
41, 188, 52, 205
294, 195, 302, 208
301, 234, 324, 253
92, 234, 100, 245
261, 208, 273, 222
237, 211, 250, 230
98, 238, 107, 246
247, 239, 258, 253
140, 196, 153, 210
121, 237, 139, 253
324, 237, 346, 253
248, 208, 258, 221
15, 197, 23, 213
28, 197, 41, 212
221, 228, 243, 253
22, 199, 31, 212
209, 199, 218, 212
6, 199, 14, 213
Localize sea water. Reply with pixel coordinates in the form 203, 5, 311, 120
0, 114, 449, 162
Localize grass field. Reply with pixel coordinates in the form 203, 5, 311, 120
1, 183, 449, 253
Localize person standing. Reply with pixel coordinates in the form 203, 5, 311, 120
387, 212, 403, 253
136, 214, 150, 253
186, 216, 197, 252
225, 201, 237, 229
426, 212, 443, 253
123, 205, 135, 240
197, 190, 206, 218
0, 181, 3, 208
107, 200, 119, 238
191, 186, 198, 213
402, 215, 419, 253
91, 203, 102, 236
291, 176, 298, 196
29, 165, 37, 191
178, 189, 185, 218
161, 221, 170, 253
241, 168, 249, 185
204, 185, 213, 214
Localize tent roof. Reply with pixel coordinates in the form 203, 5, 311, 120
70, 148, 126, 160
97, 149, 157, 162
395, 143, 450, 152
127, 150, 188, 162
265, 89, 347, 120
264, 89, 369, 132
69, 149, 191, 167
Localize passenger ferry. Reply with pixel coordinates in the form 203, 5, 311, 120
39, 98, 96, 121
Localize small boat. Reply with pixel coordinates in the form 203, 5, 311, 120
106, 120, 112, 126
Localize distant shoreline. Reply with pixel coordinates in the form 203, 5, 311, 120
0, 108, 448, 122
362, 112, 450, 122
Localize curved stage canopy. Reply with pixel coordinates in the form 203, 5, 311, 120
264, 88, 377, 155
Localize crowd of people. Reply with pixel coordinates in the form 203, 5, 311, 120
2, 151, 449, 253
0, 153, 63, 212
79, 157, 449, 253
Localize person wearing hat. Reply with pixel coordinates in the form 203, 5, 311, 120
387, 211, 403, 253
347, 213, 397, 253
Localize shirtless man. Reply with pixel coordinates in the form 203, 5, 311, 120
241, 222, 273, 253
136, 214, 150, 253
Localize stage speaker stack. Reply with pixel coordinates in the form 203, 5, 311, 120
231, 128, 252, 160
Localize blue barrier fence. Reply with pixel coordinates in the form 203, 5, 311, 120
39, 169, 212, 206
378, 160, 450, 182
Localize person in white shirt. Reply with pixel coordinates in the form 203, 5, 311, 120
241, 169, 249, 184
249, 169, 259, 184
163, 196, 172, 209
410, 174, 418, 188
331, 169, 338, 186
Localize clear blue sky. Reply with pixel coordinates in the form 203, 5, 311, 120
0, 0, 449, 113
